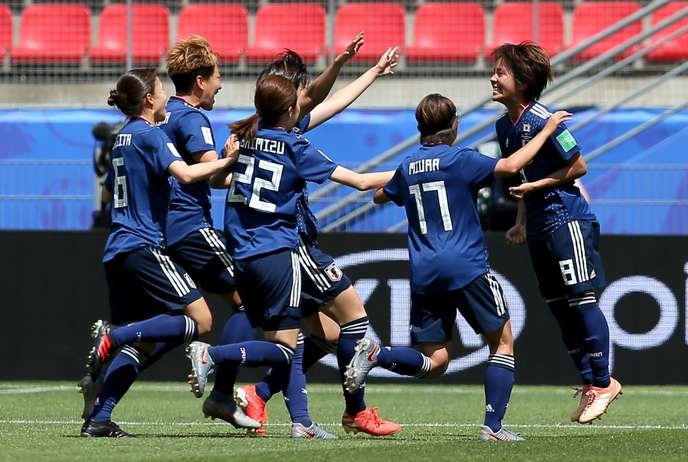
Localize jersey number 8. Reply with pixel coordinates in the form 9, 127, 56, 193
227, 154, 283, 213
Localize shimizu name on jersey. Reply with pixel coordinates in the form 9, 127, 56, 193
113, 133, 132, 149
240, 137, 285, 155
409, 158, 440, 175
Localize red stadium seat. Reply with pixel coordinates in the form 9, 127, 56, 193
177, 4, 248, 64
91, 4, 170, 64
246, 3, 325, 63
407, 3, 485, 62
489, 2, 564, 57
645, 2, 688, 62
571, 2, 642, 61
0, 5, 11, 55
334, 3, 405, 62
10, 4, 90, 63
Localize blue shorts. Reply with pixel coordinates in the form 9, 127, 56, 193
297, 237, 352, 317
410, 272, 510, 344
167, 228, 236, 294
528, 219, 607, 300
104, 246, 202, 325
234, 248, 302, 332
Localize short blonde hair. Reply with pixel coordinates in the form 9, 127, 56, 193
167, 35, 219, 92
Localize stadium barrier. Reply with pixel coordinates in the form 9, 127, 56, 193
2, 231, 686, 384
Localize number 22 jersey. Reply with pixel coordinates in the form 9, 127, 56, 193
223, 125, 337, 260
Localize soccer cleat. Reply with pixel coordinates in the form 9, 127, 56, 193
570, 385, 593, 422
234, 385, 268, 436
291, 422, 337, 440
342, 408, 401, 436
186, 341, 215, 398
83, 320, 112, 381
479, 425, 525, 442
202, 392, 261, 430
343, 337, 380, 393
80, 420, 131, 438
577, 377, 623, 424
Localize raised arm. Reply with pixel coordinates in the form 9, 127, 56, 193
307, 47, 400, 130
171, 135, 239, 185
329, 166, 395, 191
298, 33, 365, 115
493, 111, 572, 177
209, 135, 240, 189
509, 154, 588, 199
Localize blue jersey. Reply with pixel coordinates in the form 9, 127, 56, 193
291, 114, 322, 243
495, 101, 594, 240
159, 96, 217, 246
103, 118, 181, 262
224, 123, 337, 260
384, 144, 498, 294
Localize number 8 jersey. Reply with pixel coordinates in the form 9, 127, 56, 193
384, 144, 498, 295
223, 125, 337, 260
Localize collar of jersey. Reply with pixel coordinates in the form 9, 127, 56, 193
169, 95, 199, 110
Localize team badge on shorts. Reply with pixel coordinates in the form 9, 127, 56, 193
325, 263, 343, 282
183, 273, 197, 289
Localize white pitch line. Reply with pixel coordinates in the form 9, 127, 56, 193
0, 419, 687, 431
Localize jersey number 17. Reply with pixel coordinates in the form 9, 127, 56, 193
409, 181, 453, 235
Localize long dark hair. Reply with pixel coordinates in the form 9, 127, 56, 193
230, 75, 298, 142
416, 94, 457, 143
107, 68, 158, 117
257, 49, 310, 90
491, 41, 553, 101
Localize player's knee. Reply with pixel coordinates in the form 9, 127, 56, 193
194, 312, 213, 336
426, 358, 449, 378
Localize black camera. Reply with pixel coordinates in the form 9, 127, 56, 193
92, 120, 124, 228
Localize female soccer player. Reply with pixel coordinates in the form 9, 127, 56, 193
186, 74, 400, 437
490, 42, 621, 424
212, 44, 401, 439
80, 68, 253, 437
345, 93, 571, 441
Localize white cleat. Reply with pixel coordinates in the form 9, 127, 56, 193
479, 425, 525, 442
577, 378, 623, 424
344, 338, 379, 393
185, 341, 215, 398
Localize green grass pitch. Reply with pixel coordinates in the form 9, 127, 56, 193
1, 382, 687, 462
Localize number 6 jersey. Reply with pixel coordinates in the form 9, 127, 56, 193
223, 125, 337, 260
383, 144, 498, 295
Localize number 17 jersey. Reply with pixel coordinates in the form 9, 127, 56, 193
223, 126, 337, 260
384, 144, 498, 295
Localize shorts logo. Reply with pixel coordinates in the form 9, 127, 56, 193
325, 263, 343, 282
183, 273, 197, 289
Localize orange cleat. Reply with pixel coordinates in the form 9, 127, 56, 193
570, 384, 592, 422
577, 378, 623, 424
342, 407, 401, 436
234, 385, 268, 436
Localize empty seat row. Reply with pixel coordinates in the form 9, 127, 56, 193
1, 2, 686, 65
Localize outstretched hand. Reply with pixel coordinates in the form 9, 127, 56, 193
335, 31, 365, 65
544, 111, 572, 134
222, 134, 240, 167
374, 46, 400, 76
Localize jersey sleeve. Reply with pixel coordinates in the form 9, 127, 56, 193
294, 113, 312, 134
459, 149, 499, 189
147, 130, 182, 177
177, 112, 216, 159
549, 121, 580, 162
382, 166, 407, 207
292, 135, 337, 184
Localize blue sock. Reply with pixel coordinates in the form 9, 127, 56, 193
282, 335, 312, 426
483, 354, 515, 432
337, 317, 368, 416
208, 341, 294, 367
548, 298, 593, 384
375, 346, 432, 377
91, 346, 146, 422
109, 314, 196, 347
213, 308, 258, 396
572, 294, 611, 388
